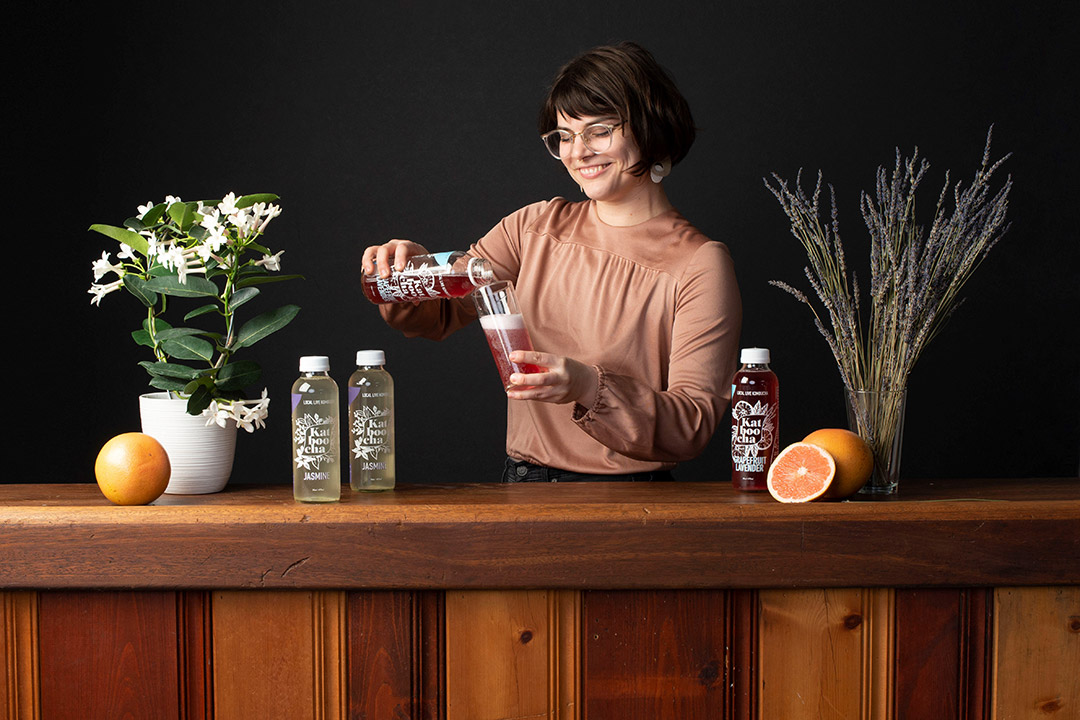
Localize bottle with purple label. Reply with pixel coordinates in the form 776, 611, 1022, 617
348, 350, 395, 491
292, 356, 341, 502
362, 251, 495, 304
730, 348, 779, 492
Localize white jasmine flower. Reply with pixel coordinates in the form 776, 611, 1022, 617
88, 279, 123, 306
202, 221, 229, 253
207, 404, 232, 429
92, 251, 124, 281
255, 250, 284, 271
229, 207, 253, 236
217, 192, 239, 217
165, 195, 183, 205
137, 200, 155, 219
142, 231, 162, 259
161, 245, 203, 283
199, 207, 221, 231
256, 203, 282, 233
117, 243, 136, 261
195, 241, 216, 263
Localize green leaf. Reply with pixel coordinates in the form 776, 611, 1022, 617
155, 327, 208, 342
236, 274, 303, 289
144, 317, 173, 332
167, 201, 198, 231
149, 375, 189, 392
132, 329, 153, 347
227, 287, 260, 311
186, 384, 214, 415
144, 275, 220, 298
236, 193, 279, 208
184, 304, 219, 321
89, 224, 149, 257
161, 335, 215, 362
140, 203, 167, 226
233, 304, 301, 348
132, 317, 171, 347
122, 275, 158, 307
216, 360, 262, 391
138, 361, 201, 380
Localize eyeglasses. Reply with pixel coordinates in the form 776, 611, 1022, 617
540, 123, 622, 159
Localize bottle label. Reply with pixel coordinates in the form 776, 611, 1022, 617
731, 399, 777, 473
370, 271, 452, 303
293, 395, 337, 474
349, 386, 392, 468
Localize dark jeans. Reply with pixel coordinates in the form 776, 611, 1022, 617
502, 457, 675, 483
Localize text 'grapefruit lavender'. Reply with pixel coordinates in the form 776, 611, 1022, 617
731, 348, 779, 492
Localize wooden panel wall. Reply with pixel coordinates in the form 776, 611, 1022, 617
348, 590, 444, 720
445, 590, 578, 720
3, 587, 1079, 719
894, 588, 993, 720
213, 590, 346, 719
1, 592, 38, 720
757, 588, 894, 719
992, 587, 1080, 718
583, 590, 728, 719
37, 591, 182, 719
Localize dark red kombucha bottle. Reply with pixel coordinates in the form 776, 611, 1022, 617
730, 348, 780, 491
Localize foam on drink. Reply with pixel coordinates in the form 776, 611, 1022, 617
479, 313, 543, 390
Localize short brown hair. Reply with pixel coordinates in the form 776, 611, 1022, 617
538, 42, 696, 177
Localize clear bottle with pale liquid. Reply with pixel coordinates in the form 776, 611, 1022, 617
730, 347, 780, 491
292, 356, 341, 502
348, 350, 396, 491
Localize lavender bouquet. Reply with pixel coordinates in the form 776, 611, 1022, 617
765, 128, 1012, 490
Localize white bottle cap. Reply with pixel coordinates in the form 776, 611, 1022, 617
355, 350, 386, 366
740, 347, 771, 364
299, 356, 330, 372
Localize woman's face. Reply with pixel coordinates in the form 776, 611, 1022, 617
555, 112, 647, 205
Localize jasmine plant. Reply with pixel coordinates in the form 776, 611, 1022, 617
88, 193, 301, 431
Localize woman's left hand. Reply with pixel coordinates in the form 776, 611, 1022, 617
506, 351, 598, 407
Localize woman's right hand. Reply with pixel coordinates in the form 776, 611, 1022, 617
361, 240, 430, 278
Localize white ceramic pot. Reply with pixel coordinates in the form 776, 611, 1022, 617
139, 392, 237, 494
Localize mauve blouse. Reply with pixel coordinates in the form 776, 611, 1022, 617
380, 198, 742, 475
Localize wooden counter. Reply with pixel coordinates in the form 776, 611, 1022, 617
2, 479, 1078, 719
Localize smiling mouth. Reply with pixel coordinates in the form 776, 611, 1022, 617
577, 163, 610, 180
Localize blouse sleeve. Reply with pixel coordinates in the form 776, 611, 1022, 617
571, 241, 742, 462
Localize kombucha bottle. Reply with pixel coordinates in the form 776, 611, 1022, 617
730, 348, 780, 491
348, 350, 396, 491
292, 356, 341, 502
362, 251, 495, 304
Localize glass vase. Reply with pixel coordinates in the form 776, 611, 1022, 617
845, 388, 908, 495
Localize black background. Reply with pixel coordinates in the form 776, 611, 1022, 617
14, 1, 1078, 486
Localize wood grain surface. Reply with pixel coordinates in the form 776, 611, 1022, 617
2, 479, 1077, 590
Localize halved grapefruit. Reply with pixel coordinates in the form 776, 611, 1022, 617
766, 442, 836, 503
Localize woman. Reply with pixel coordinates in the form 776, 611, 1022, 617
362, 42, 742, 482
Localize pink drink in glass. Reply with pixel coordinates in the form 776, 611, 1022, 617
479, 313, 542, 390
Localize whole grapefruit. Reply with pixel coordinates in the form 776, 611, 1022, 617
94, 432, 171, 505
802, 428, 874, 499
